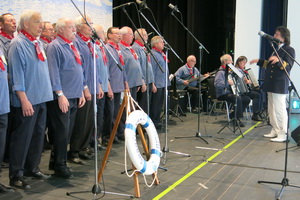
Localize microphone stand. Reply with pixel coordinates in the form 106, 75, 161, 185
66, 1, 132, 199
169, 10, 210, 143
138, 7, 190, 165
257, 40, 300, 200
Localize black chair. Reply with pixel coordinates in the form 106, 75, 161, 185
206, 77, 231, 122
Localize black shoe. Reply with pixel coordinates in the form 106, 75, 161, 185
0, 183, 14, 193
54, 167, 73, 179
251, 114, 262, 121
238, 120, 245, 127
24, 171, 51, 180
113, 137, 124, 144
2, 162, 9, 169
98, 144, 107, 150
79, 152, 93, 160
10, 177, 31, 190
68, 157, 86, 165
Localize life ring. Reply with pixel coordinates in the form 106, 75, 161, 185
125, 110, 161, 175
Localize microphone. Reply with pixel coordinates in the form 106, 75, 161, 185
136, 0, 148, 9
113, 2, 135, 10
258, 31, 282, 43
168, 3, 180, 13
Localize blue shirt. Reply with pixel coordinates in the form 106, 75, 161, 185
119, 43, 143, 88
150, 49, 170, 89
175, 64, 200, 87
105, 42, 127, 93
214, 67, 231, 98
46, 36, 84, 99
74, 35, 100, 95
132, 42, 154, 84
0, 34, 12, 60
8, 33, 53, 107
0, 48, 10, 114
95, 44, 109, 93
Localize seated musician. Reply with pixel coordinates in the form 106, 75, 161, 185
235, 56, 264, 121
214, 54, 250, 127
174, 55, 209, 113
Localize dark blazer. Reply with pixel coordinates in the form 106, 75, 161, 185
258, 44, 295, 94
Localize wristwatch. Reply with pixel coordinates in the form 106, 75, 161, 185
57, 92, 64, 97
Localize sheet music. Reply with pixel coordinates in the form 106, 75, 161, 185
227, 63, 243, 78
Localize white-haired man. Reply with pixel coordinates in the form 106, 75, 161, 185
8, 10, 53, 189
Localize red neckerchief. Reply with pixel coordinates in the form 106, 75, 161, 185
0, 57, 5, 71
187, 64, 194, 78
0, 30, 14, 40
40, 36, 52, 44
153, 46, 169, 63
20, 29, 45, 61
96, 41, 108, 65
220, 65, 227, 70
77, 32, 98, 58
135, 40, 150, 62
108, 41, 125, 65
57, 34, 82, 65
120, 40, 138, 60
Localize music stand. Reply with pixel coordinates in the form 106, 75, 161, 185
217, 64, 244, 136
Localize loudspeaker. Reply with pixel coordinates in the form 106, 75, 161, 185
291, 125, 300, 145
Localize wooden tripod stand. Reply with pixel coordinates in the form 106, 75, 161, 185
97, 91, 160, 198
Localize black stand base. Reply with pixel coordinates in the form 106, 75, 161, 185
258, 178, 300, 200
175, 132, 210, 144
218, 119, 243, 137
66, 184, 133, 199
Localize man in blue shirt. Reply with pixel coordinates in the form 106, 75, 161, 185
8, 10, 53, 189
93, 24, 112, 149
47, 18, 86, 178
0, 47, 13, 193
214, 54, 250, 127
0, 12, 17, 171
132, 28, 154, 114
119, 26, 145, 101
175, 55, 209, 113
102, 27, 129, 145
150, 36, 170, 128
69, 16, 103, 163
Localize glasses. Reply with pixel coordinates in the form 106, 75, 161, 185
111, 32, 121, 35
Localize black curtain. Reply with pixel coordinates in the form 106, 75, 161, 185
112, 0, 235, 74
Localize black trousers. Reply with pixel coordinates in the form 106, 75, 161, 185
96, 96, 106, 141
9, 103, 46, 179
102, 92, 122, 139
217, 93, 250, 119
0, 113, 8, 171
150, 87, 165, 125
47, 99, 78, 169
244, 90, 264, 114
137, 84, 152, 114
69, 98, 94, 157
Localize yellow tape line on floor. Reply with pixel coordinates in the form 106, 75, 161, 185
153, 121, 262, 200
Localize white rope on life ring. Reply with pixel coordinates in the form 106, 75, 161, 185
125, 110, 161, 176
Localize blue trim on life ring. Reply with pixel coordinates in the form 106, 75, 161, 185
125, 123, 136, 133
140, 160, 147, 173
151, 149, 161, 157
143, 117, 151, 128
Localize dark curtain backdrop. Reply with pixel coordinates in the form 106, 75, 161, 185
112, 0, 236, 74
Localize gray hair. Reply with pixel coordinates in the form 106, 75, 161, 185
134, 28, 146, 39
150, 36, 162, 48
19, 10, 41, 29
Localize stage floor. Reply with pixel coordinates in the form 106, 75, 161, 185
1, 111, 300, 200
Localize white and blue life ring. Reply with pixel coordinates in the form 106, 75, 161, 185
125, 110, 161, 175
